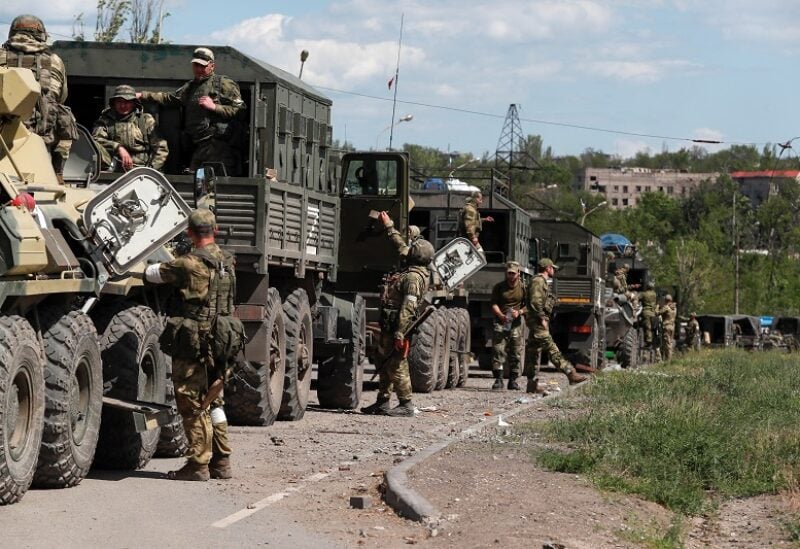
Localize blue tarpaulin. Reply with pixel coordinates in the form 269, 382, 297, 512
600, 233, 632, 254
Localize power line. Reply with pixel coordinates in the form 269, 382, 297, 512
314, 84, 769, 147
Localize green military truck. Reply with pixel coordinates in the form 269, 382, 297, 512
529, 220, 606, 371
53, 41, 475, 425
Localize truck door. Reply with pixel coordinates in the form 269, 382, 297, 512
336, 152, 409, 285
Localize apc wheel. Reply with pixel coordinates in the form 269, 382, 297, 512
435, 310, 451, 391
318, 295, 365, 409
444, 309, 460, 389
155, 357, 188, 458
618, 327, 640, 370
227, 288, 285, 426
409, 311, 442, 393
92, 305, 166, 470
278, 289, 313, 421
33, 308, 102, 487
457, 309, 471, 387
0, 316, 45, 505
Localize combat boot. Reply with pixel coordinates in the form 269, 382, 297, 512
167, 461, 210, 481
361, 398, 391, 415
491, 370, 504, 390
566, 370, 588, 385
507, 376, 521, 390
386, 400, 415, 417
209, 456, 233, 479
526, 377, 538, 394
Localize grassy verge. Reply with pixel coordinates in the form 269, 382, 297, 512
523, 349, 800, 516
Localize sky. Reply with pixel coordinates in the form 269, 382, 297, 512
2, 0, 800, 160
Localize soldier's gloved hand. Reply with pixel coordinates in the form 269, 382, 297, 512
198, 95, 217, 111
117, 146, 134, 170
378, 211, 392, 228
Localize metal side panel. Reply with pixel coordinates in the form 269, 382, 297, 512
82, 167, 191, 275
433, 237, 487, 290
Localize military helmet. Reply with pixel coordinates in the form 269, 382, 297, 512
110, 85, 138, 103
408, 238, 434, 266
9, 15, 47, 42
188, 208, 216, 230
408, 225, 421, 240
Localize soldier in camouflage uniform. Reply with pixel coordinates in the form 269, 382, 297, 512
0, 15, 77, 181
490, 261, 526, 390
657, 294, 677, 361
363, 212, 434, 417
685, 312, 701, 352
145, 209, 236, 481
523, 258, 587, 393
612, 265, 628, 294
138, 47, 246, 176
640, 281, 658, 349
92, 85, 169, 172
458, 191, 493, 253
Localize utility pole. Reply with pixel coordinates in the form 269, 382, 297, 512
733, 189, 739, 314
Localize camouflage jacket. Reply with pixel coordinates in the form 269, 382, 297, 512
458, 201, 482, 240
0, 33, 68, 145
140, 73, 245, 144
386, 225, 410, 257
685, 319, 700, 341
657, 303, 677, 328
92, 108, 169, 170
640, 289, 657, 314
613, 272, 628, 293
382, 266, 429, 339
527, 274, 556, 323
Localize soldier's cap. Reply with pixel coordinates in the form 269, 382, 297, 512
188, 208, 216, 229
192, 47, 215, 66
647, 281, 655, 289
506, 261, 520, 273
538, 258, 559, 270
665, 294, 673, 302
408, 225, 421, 239
622, 264, 630, 271
690, 312, 697, 317
110, 85, 138, 102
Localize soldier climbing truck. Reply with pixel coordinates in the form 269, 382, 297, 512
0, 66, 193, 505
53, 41, 477, 427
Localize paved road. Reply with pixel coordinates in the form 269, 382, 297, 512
3, 368, 562, 548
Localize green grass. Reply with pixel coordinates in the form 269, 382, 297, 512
524, 349, 800, 516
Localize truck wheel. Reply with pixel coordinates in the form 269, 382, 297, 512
227, 287, 285, 426
278, 289, 313, 421
0, 316, 45, 505
457, 309, 471, 387
618, 327, 640, 370
92, 305, 166, 470
155, 357, 188, 458
409, 311, 441, 393
435, 310, 450, 391
445, 309, 460, 389
33, 309, 102, 487
317, 295, 365, 409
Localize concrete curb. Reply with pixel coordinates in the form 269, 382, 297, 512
383, 381, 585, 523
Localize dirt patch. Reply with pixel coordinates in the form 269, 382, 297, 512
685, 495, 796, 548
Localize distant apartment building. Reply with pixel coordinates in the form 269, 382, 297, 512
575, 167, 718, 209
729, 170, 800, 207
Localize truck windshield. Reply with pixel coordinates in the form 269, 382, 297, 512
343, 159, 399, 197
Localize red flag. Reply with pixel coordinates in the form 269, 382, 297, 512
387, 76, 394, 90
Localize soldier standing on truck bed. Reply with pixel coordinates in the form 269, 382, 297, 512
145, 209, 245, 481
458, 191, 493, 254
362, 212, 434, 417
640, 281, 658, 351
0, 14, 78, 182
658, 294, 677, 361
137, 47, 245, 176
92, 85, 169, 172
490, 261, 526, 391
523, 258, 587, 394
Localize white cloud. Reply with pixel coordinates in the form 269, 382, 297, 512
692, 127, 725, 152
614, 139, 651, 159
584, 59, 699, 83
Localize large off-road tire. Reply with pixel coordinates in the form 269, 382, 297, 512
278, 289, 313, 421
434, 311, 450, 391
92, 305, 167, 470
618, 327, 640, 370
317, 295, 365, 409
227, 288, 285, 426
0, 316, 45, 505
155, 357, 188, 458
445, 309, 460, 389
409, 311, 442, 393
457, 308, 471, 387
33, 308, 102, 488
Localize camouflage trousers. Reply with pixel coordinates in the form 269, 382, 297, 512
173, 357, 231, 465
377, 331, 413, 402
523, 319, 573, 378
491, 321, 523, 377
661, 325, 675, 361
641, 311, 656, 346
190, 138, 241, 177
